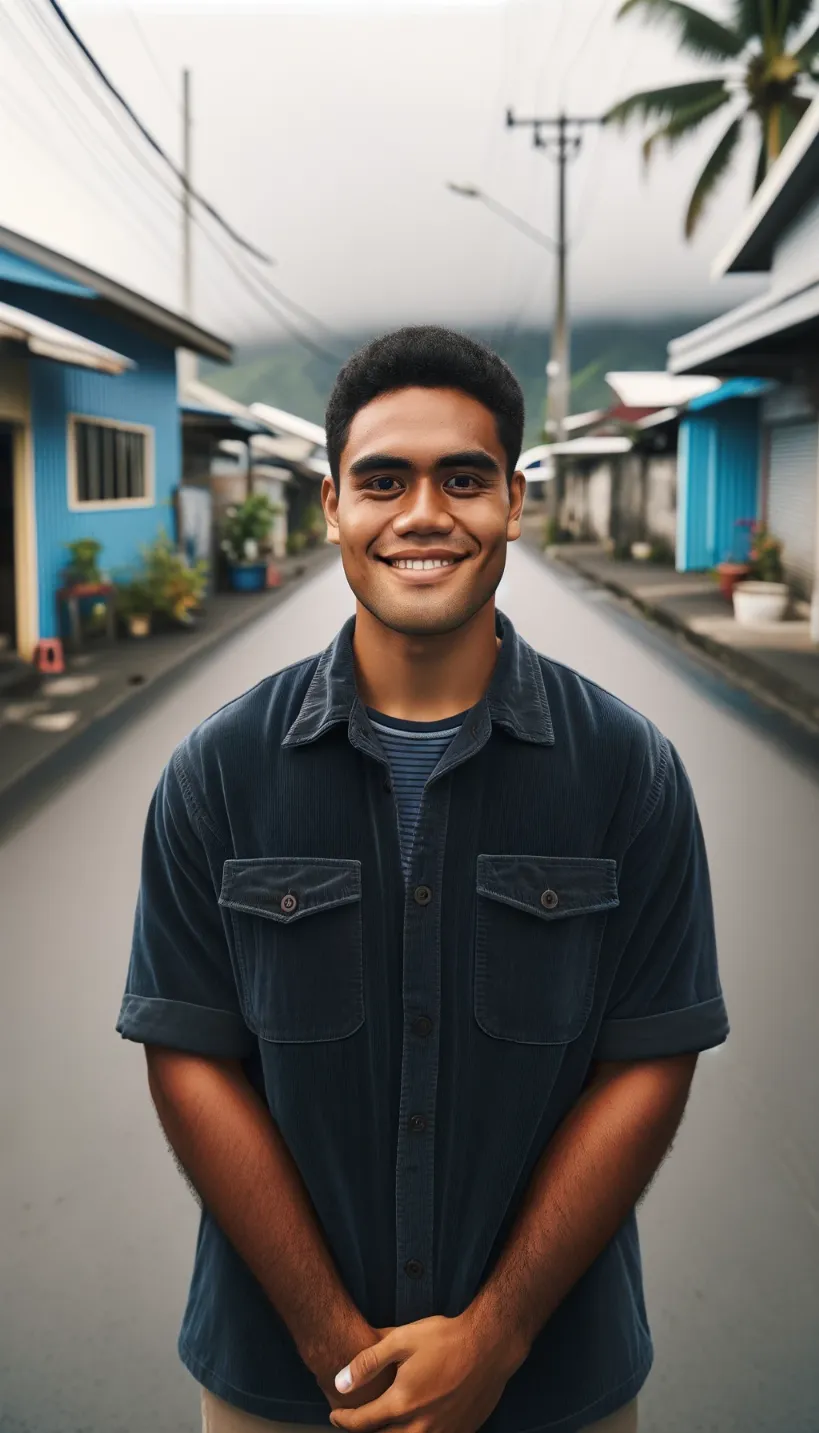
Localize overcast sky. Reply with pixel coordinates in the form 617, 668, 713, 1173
0, 0, 772, 348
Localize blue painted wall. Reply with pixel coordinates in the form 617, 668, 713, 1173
677, 399, 760, 571
0, 277, 181, 639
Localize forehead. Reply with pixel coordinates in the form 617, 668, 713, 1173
341, 386, 503, 467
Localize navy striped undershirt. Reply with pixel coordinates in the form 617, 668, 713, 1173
367, 707, 467, 877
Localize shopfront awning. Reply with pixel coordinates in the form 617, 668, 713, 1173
0, 299, 133, 374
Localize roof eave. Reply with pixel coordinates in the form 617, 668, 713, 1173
0, 223, 233, 362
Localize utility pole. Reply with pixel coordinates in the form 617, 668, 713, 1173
506, 109, 600, 445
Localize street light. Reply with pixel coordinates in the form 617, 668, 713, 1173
445, 182, 556, 252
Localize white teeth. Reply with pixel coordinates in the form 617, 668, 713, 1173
392, 558, 456, 570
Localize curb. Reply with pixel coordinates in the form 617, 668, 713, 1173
0, 547, 338, 847
531, 539, 819, 740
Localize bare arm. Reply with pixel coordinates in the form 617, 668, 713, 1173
467, 1052, 698, 1367
144, 1046, 392, 1404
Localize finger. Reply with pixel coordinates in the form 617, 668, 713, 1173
329, 1390, 403, 1432
335, 1330, 406, 1393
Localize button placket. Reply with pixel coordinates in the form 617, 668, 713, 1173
394, 777, 451, 1325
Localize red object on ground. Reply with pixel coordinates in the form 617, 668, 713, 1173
266, 563, 283, 588
34, 638, 65, 674
716, 562, 750, 601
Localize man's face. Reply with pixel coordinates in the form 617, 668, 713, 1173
322, 386, 526, 637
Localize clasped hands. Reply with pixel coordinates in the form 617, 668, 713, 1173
323, 1311, 527, 1433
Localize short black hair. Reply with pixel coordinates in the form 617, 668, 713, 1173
325, 326, 525, 487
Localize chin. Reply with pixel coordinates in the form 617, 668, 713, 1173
355, 582, 501, 639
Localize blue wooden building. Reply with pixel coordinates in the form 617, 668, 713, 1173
0, 224, 231, 662
675, 379, 770, 572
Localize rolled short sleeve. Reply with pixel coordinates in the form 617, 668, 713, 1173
594, 736, 729, 1061
116, 747, 255, 1059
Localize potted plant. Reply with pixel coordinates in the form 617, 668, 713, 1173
115, 579, 155, 638
286, 529, 308, 557
732, 524, 789, 626
62, 538, 105, 593
141, 530, 209, 627
715, 518, 754, 599
221, 493, 281, 592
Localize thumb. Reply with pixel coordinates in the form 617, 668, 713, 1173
334, 1329, 403, 1393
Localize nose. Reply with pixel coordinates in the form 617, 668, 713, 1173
392, 477, 455, 536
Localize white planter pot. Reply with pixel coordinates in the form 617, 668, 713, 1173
631, 542, 652, 561
128, 614, 151, 638
732, 581, 789, 627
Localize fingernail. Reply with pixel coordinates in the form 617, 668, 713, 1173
335, 1366, 353, 1393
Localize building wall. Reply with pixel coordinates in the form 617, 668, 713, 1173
27, 327, 180, 638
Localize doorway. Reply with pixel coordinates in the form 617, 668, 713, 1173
0, 425, 17, 653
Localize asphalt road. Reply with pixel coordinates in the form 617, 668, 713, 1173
1, 545, 817, 1433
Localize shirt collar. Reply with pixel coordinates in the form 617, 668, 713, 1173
282, 608, 555, 750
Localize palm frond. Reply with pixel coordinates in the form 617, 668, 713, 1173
731, 0, 769, 44
779, 0, 817, 44
794, 18, 819, 66
685, 115, 744, 237
604, 78, 729, 127
642, 88, 734, 161
617, 0, 745, 59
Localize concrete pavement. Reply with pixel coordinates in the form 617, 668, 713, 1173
1, 545, 817, 1433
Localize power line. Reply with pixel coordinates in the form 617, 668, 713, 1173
6, 0, 346, 361
122, 3, 181, 112
42, 0, 271, 263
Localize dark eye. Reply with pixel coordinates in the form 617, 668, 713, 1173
369, 476, 401, 492
446, 474, 480, 490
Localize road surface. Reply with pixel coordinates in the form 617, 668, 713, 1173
1, 545, 817, 1433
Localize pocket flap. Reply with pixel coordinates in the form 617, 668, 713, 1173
477, 855, 618, 922
219, 857, 361, 924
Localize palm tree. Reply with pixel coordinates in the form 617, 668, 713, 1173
603, 1, 819, 237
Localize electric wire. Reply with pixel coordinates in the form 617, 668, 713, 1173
42, 0, 271, 262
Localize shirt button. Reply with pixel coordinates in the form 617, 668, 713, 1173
540, 889, 559, 911
412, 1015, 433, 1037
408, 1113, 427, 1133
414, 885, 432, 906
280, 893, 298, 915
404, 1259, 424, 1280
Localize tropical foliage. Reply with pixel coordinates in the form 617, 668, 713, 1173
604, 0, 819, 237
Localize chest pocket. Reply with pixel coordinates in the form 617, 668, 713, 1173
219, 857, 364, 1043
475, 854, 619, 1045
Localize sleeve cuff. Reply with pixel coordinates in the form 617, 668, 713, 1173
116, 994, 256, 1058
593, 994, 729, 1060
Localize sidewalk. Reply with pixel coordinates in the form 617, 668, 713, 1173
0, 545, 337, 840
522, 525, 819, 736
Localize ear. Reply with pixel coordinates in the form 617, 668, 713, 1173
321, 474, 341, 547
506, 470, 526, 542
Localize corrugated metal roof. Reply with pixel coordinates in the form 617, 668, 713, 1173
0, 299, 132, 374
0, 224, 232, 362
605, 371, 721, 408
684, 377, 771, 411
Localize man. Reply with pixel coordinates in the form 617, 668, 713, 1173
117, 327, 729, 1433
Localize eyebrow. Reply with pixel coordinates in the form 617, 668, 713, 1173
348, 449, 502, 478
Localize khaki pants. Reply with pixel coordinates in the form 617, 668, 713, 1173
201, 1386, 638, 1432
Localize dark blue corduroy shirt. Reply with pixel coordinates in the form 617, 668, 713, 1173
117, 610, 729, 1431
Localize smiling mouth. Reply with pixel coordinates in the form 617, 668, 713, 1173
378, 556, 467, 571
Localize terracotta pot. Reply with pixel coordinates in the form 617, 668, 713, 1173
716, 561, 751, 601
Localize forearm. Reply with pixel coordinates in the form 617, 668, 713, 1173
468, 1053, 697, 1362
145, 1046, 371, 1377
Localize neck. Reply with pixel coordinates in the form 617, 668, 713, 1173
352, 600, 501, 722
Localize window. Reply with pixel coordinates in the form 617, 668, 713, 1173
70, 417, 153, 507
